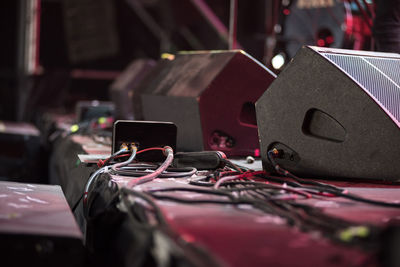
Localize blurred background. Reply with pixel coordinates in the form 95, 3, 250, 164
0, 0, 374, 122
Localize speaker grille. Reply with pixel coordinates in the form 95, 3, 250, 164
323, 53, 400, 126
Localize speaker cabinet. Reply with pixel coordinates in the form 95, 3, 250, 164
256, 46, 400, 181
110, 59, 156, 120
0, 181, 83, 267
0, 121, 44, 182
141, 50, 276, 156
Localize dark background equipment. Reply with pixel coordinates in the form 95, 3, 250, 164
75, 101, 115, 123
0, 181, 84, 267
141, 50, 276, 157
110, 59, 157, 120
0, 121, 46, 183
269, 0, 374, 71
256, 45, 400, 181
0, 0, 272, 122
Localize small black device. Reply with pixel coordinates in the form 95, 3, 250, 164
112, 120, 177, 162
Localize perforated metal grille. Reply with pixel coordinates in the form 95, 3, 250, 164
365, 57, 400, 85
323, 53, 400, 124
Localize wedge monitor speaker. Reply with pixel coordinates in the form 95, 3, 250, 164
110, 59, 156, 120
141, 50, 276, 156
256, 46, 400, 181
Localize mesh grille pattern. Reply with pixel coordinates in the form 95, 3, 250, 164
323, 53, 400, 123
365, 57, 400, 85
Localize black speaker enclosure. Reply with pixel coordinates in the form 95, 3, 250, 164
256, 46, 400, 181
140, 50, 276, 156
110, 59, 156, 120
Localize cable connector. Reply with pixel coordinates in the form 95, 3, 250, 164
120, 143, 129, 151
120, 142, 139, 152
163, 146, 174, 156
130, 142, 138, 152
271, 148, 284, 158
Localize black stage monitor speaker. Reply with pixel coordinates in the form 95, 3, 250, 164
110, 59, 156, 120
141, 50, 276, 157
256, 46, 400, 181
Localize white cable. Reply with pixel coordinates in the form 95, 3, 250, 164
83, 147, 131, 202
126, 146, 174, 188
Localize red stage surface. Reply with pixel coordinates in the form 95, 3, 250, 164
67, 134, 400, 266
123, 178, 400, 267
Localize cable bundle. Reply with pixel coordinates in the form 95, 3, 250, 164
82, 145, 400, 251
83, 145, 197, 204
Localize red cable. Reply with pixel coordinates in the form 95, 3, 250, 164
97, 147, 166, 167
137, 147, 165, 154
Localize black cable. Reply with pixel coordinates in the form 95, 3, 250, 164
221, 158, 250, 172
149, 195, 252, 205
71, 149, 129, 212
188, 176, 215, 187
147, 186, 293, 220
159, 189, 280, 222
112, 165, 197, 178
71, 194, 83, 212
148, 187, 236, 201
119, 177, 382, 249
267, 149, 344, 193
267, 149, 400, 208
322, 189, 400, 208
149, 187, 379, 248
120, 187, 167, 226
221, 184, 311, 200
192, 168, 400, 209
256, 174, 306, 188
148, 190, 290, 222
81, 146, 389, 251
255, 174, 349, 197
147, 185, 317, 233
119, 187, 228, 267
